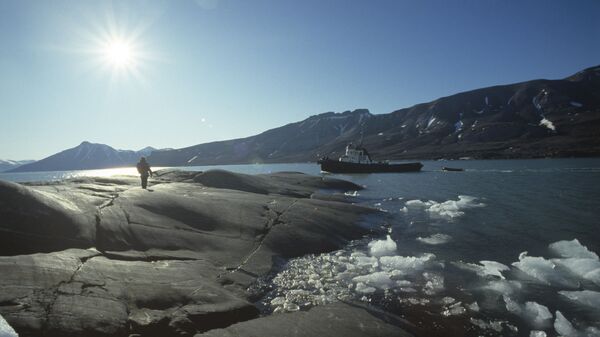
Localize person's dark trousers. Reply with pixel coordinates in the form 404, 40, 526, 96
141, 174, 149, 189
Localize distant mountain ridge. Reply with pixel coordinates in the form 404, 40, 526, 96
8, 65, 600, 173
0, 159, 35, 172
10, 142, 156, 173
149, 65, 600, 165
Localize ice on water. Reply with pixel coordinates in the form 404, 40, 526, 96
554, 311, 600, 337
503, 296, 553, 329
559, 290, 600, 312
262, 229, 600, 336
367, 235, 396, 257
454, 260, 509, 279
512, 252, 580, 288
549, 239, 598, 259
416, 233, 452, 245
404, 195, 485, 219
264, 235, 444, 314
0, 314, 18, 337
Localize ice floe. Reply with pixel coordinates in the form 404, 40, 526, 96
503, 296, 553, 329
262, 235, 446, 314
470, 318, 518, 334
539, 118, 556, 131
0, 314, 18, 337
512, 252, 580, 288
379, 253, 437, 273
404, 195, 485, 219
549, 239, 598, 259
559, 290, 600, 312
483, 279, 523, 295
454, 260, 509, 279
368, 235, 397, 257
416, 233, 452, 245
554, 311, 600, 337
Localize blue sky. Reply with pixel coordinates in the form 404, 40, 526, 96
1, 0, 598, 160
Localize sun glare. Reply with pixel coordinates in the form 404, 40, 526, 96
103, 38, 135, 69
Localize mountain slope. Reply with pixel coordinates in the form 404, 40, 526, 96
10, 142, 156, 172
0, 160, 36, 172
149, 65, 600, 165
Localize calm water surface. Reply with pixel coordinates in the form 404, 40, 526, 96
1, 158, 599, 336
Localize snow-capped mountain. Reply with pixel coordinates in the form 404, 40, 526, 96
9, 142, 157, 173
148, 64, 600, 165
0, 159, 36, 172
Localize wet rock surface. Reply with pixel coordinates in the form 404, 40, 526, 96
0, 170, 410, 336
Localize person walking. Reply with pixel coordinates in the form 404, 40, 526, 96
136, 157, 153, 189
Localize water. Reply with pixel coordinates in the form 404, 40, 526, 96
2, 158, 600, 337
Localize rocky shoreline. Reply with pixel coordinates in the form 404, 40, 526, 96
0, 170, 411, 337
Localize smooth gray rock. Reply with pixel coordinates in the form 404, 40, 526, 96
195, 302, 412, 337
0, 170, 402, 337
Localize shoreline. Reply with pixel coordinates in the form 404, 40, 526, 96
0, 169, 411, 337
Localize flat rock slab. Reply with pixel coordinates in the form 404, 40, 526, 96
0, 170, 408, 337
196, 302, 412, 337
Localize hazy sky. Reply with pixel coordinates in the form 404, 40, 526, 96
1, 0, 599, 160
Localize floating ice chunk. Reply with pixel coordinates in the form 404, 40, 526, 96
552, 257, 600, 286
355, 282, 376, 294
352, 272, 394, 290
442, 301, 466, 316
530, 331, 547, 337
344, 190, 359, 197
468, 301, 480, 312
549, 239, 598, 259
504, 296, 553, 329
368, 235, 397, 257
480, 261, 510, 278
399, 206, 408, 213
512, 252, 579, 288
559, 290, 600, 312
270, 296, 286, 306
417, 233, 452, 245
455, 260, 509, 279
283, 302, 300, 312
405, 199, 426, 207
470, 318, 516, 333
353, 254, 379, 269
426, 196, 483, 219
0, 314, 18, 337
539, 118, 555, 131
404, 196, 485, 219
554, 311, 578, 337
483, 280, 523, 295
552, 311, 600, 337
423, 272, 444, 295
380, 253, 436, 274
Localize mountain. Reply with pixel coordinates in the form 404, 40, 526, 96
10, 142, 156, 173
0, 159, 36, 173
149, 65, 600, 165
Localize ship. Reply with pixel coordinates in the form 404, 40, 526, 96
318, 144, 423, 173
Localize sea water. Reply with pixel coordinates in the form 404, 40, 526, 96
1, 158, 599, 337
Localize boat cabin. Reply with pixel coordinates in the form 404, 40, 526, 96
339, 144, 372, 164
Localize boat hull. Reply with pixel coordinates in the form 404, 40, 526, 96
318, 159, 423, 173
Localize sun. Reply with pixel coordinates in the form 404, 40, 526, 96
103, 38, 136, 69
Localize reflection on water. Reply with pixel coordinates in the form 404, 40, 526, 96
0, 167, 171, 183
